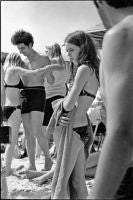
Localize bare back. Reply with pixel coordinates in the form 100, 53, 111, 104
100, 16, 133, 157
100, 16, 133, 106
4, 67, 21, 106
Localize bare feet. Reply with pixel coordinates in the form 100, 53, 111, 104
25, 170, 47, 179
5, 164, 25, 176
18, 165, 36, 175
33, 176, 48, 185
33, 166, 55, 185
33, 171, 53, 185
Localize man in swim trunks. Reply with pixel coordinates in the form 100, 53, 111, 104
11, 30, 54, 171
89, 1, 133, 199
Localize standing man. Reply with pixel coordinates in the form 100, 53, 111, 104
11, 30, 54, 171
89, 0, 133, 199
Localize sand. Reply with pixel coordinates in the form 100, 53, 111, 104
1, 154, 94, 199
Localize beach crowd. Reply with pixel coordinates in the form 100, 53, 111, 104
1, 0, 133, 199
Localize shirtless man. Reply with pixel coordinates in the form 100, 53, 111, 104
89, 1, 133, 199
11, 30, 54, 170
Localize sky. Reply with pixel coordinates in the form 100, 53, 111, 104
1, 1, 102, 54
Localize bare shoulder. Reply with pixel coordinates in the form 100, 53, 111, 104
77, 64, 89, 73
6, 66, 17, 76
51, 56, 65, 64
102, 16, 133, 74
38, 54, 50, 66
104, 16, 133, 49
76, 64, 92, 79
51, 57, 59, 64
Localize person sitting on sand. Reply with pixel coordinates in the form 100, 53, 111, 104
22, 151, 100, 186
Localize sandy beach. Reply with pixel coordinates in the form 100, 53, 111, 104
1, 154, 94, 199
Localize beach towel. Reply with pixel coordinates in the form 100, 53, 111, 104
47, 99, 83, 199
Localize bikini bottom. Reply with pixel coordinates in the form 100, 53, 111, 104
73, 123, 93, 159
3, 105, 21, 121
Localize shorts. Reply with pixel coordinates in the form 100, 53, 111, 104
42, 95, 64, 126
115, 167, 133, 200
20, 86, 46, 114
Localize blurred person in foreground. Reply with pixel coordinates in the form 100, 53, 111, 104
89, 0, 133, 199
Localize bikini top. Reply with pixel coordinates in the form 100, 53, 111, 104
4, 79, 24, 89
79, 89, 96, 99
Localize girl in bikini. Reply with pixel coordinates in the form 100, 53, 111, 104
55, 30, 100, 198
3, 53, 56, 175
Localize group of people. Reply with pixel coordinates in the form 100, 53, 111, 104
1, 34, 72, 175
1, 0, 133, 199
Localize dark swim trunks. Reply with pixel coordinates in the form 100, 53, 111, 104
42, 95, 64, 126
3, 105, 21, 121
115, 167, 133, 200
20, 86, 46, 114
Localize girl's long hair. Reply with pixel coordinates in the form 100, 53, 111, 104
51, 43, 62, 58
64, 30, 100, 81
47, 43, 65, 66
46, 43, 61, 58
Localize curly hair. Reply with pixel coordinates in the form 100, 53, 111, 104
11, 30, 34, 46
64, 30, 100, 81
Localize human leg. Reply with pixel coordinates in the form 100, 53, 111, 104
24, 126, 59, 183
85, 151, 100, 178
70, 148, 88, 199
31, 111, 53, 170
35, 139, 42, 158
43, 96, 64, 147
33, 164, 55, 185
25, 170, 48, 179
22, 113, 36, 170
25, 163, 55, 184
35, 125, 52, 158
24, 127, 60, 183
20, 89, 36, 170
4, 109, 21, 175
